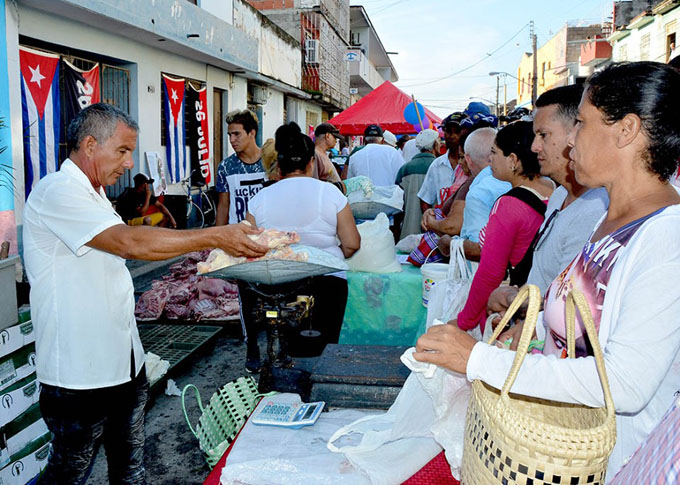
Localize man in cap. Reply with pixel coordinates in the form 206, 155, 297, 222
395, 129, 440, 238
116, 172, 176, 228
382, 130, 398, 149
417, 112, 467, 212
313, 122, 343, 183
345, 124, 404, 186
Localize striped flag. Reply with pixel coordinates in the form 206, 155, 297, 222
162, 74, 187, 184
19, 46, 60, 199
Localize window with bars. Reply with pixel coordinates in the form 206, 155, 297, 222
640, 33, 650, 61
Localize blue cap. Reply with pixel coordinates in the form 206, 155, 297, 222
464, 102, 492, 117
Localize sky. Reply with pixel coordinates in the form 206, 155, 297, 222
349, 0, 613, 118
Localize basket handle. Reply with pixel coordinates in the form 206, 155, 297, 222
485, 284, 539, 347
565, 290, 616, 419
487, 286, 615, 418
182, 384, 205, 439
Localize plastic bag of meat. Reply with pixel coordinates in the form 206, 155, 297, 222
198, 244, 349, 285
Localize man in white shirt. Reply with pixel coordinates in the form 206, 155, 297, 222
417, 113, 466, 210
23, 103, 267, 484
346, 124, 404, 186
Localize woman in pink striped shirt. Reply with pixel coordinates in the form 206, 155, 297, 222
456, 121, 554, 332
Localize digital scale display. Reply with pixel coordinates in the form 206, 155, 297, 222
251, 398, 325, 429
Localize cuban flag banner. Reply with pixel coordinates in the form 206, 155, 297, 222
63, 59, 100, 130
19, 46, 60, 199
162, 74, 188, 184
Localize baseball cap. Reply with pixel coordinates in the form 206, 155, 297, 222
314, 122, 341, 138
415, 129, 440, 150
464, 101, 492, 117
440, 112, 468, 130
364, 124, 383, 137
383, 130, 397, 147
133, 173, 154, 185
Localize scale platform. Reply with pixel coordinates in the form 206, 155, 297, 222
309, 344, 410, 409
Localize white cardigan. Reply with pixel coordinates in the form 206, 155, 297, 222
466, 203, 680, 480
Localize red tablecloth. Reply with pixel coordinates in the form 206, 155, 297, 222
204, 446, 459, 485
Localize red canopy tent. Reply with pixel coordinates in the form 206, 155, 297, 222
328, 81, 442, 136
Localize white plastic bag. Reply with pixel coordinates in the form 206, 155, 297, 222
395, 233, 422, 254
327, 373, 443, 484
348, 185, 404, 220
401, 322, 472, 480
220, 394, 375, 485
347, 213, 402, 273
425, 237, 476, 329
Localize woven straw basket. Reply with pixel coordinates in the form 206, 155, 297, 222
461, 285, 616, 484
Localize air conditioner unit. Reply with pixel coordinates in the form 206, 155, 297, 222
305, 39, 319, 64
251, 85, 268, 105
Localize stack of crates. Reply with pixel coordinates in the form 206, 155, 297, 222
0, 306, 51, 484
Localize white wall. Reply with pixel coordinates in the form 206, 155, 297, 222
233, 0, 301, 87
261, 88, 284, 142
285, 98, 306, 126
200, 0, 234, 24
5, 2, 23, 224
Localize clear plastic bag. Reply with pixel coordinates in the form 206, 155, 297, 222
348, 186, 404, 220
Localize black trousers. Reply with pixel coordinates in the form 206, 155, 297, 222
238, 275, 348, 358
39, 367, 148, 485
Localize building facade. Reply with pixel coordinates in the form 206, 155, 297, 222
609, 1, 680, 64
347, 6, 398, 104
246, 0, 351, 122
2, 0, 329, 249
516, 23, 605, 107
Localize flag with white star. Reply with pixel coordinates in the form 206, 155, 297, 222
19, 46, 60, 199
162, 74, 188, 184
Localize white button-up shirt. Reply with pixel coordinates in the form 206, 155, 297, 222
23, 159, 145, 390
417, 151, 459, 206
347, 144, 405, 186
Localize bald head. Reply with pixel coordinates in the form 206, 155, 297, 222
463, 127, 496, 176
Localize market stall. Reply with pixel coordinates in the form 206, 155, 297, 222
328, 81, 442, 136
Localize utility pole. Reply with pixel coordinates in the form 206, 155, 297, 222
531, 20, 538, 107
495, 75, 500, 117
503, 76, 507, 116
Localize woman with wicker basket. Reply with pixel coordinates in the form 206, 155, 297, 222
414, 61, 680, 481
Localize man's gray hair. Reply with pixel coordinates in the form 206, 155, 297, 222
67, 103, 138, 152
365, 136, 383, 144
464, 127, 497, 163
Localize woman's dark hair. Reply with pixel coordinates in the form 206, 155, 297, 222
494, 120, 540, 180
274, 122, 315, 176
585, 61, 680, 181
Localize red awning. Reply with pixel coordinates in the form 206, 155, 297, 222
329, 81, 442, 136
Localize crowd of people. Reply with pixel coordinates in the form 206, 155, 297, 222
20, 59, 680, 483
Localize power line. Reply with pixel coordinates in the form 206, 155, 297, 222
400, 23, 529, 88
